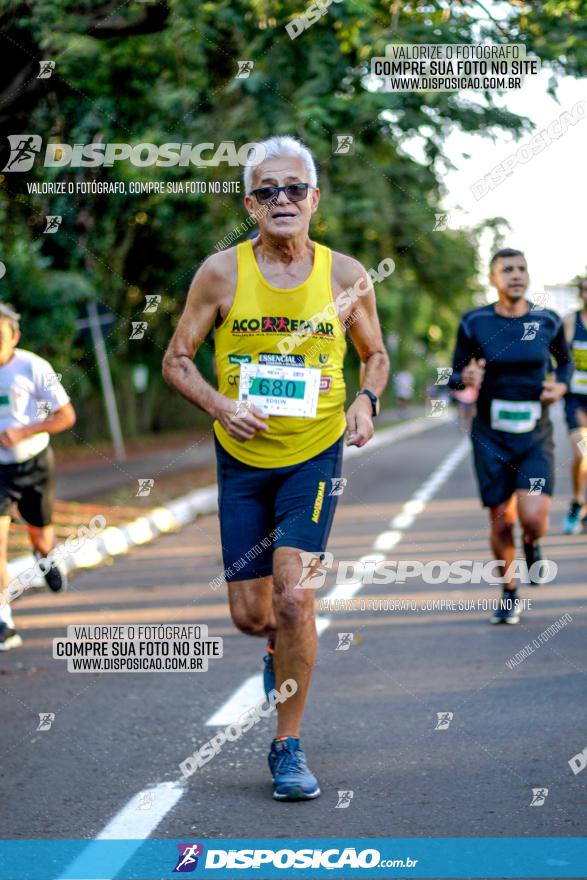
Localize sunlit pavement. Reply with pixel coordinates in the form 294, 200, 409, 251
2, 410, 585, 841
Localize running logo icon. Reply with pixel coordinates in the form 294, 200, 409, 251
173, 843, 204, 872
233, 401, 251, 419
137, 792, 154, 810
522, 322, 539, 340
37, 713, 55, 731
2, 135, 42, 172
530, 293, 550, 311
295, 551, 333, 589
435, 712, 453, 730
329, 477, 347, 496
428, 399, 448, 418
43, 372, 62, 390
36, 400, 52, 419
130, 321, 148, 340
236, 61, 254, 78
137, 478, 155, 497
37, 60, 55, 78
433, 213, 450, 231
529, 787, 548, 806
335, 790, 354, 808
332, 135, 354, 155
44, 215, 62, 233
528, 477, 546, 495
143, 294, 161, 313
435, 367, 453, 385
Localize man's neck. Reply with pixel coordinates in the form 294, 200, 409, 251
254, 233, 313, 265
495, 294, 528, 317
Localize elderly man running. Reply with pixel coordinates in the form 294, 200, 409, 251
163, 135, 389, 800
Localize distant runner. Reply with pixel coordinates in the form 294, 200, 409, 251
0, 304, 76, 650
450, 249, 572, 624
164, 136, 389, 800
562, 278, 587, 534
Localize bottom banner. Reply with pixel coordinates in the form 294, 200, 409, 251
0, 838, 585, 879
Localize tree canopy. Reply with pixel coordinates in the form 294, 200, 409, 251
0, 0, 584, 437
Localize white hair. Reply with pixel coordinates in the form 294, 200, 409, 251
243, 135, 318, 194
0, 303, 20, 333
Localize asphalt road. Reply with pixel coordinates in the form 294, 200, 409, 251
2, 407, 586, 875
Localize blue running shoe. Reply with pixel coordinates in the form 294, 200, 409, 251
563, 501, 583, 535
268, 737, 320, 801
262, 639, 275, 699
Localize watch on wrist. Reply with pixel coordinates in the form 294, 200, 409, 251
356, 389, 380, 417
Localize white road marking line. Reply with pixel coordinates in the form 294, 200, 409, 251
391, 512, 415, 529
96, 782, 185, 839
374, 530, 402, 550
77, 425, 469, 853
333, 438, 470, 602
206, 674, 265, 726
58, 782, 185, 878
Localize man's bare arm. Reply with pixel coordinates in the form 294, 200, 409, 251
162, 252, 268, 441
0, 402, 76, 449
335, 256, 390, 395
333, 254, 390, 446
347, 278, 389, 399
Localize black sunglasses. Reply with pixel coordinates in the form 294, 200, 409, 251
250, 182, 311, 205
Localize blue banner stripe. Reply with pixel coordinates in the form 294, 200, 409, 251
0, 838, 585, 879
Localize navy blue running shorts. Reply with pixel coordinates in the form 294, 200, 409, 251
214, 435, 344, 582
564, 393, 587, 431
470, 415, 554, 508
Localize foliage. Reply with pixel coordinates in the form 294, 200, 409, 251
0, 0, 584, 436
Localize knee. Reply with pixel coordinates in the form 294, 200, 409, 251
231, 608, 270, 637
522, 516, 547, 542
491, 518, 515, 543
273, 586, 313, 630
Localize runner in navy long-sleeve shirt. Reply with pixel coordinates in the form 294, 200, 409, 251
450, 248, 572, 624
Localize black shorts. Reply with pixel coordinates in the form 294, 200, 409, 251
470, 416, 554, 508
0, 446, 55, 526
214, 435, 344, 582
564, 393, 587, 431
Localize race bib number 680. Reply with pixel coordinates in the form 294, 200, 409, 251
239, 363, 320, 417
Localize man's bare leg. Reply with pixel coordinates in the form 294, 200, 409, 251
516, 491, 550, 546
271, 547, 317, 738
227, 575, 276, 639
489, 495, 518, 589
26, 523, 55, 557
0, 515, 16, 629
569, 426, 587, 505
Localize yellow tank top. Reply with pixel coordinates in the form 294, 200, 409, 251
213, 239, 347, 468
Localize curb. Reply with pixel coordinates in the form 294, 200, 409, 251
7, 485, 218, 589
7, 414, 450, 588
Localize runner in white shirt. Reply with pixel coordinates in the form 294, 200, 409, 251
0, 304, 76, 650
